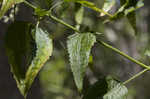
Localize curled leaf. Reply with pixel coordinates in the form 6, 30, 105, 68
24, 24, 53, 96
5, 21, 53, 97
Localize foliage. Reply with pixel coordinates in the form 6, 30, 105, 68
5, 21, 53, 97
67, 33, 96, 92
83, 76, 128, 99
0, 0, 148, 99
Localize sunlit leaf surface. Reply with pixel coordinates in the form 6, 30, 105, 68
67, 33, 96, 92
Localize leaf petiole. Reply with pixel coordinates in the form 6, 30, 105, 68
23, 0, 36, 9
97, 40, 150, 70
123, 69, 148, 85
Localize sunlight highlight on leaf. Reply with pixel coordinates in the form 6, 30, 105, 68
67, 33, 96, 92
24, 24, 53, 97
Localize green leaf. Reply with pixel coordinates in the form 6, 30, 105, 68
127, 11, 137, 34
5, 21, 35, 97
144, 49, 150, 57
125, 0, 144, 34
5, 21, 29, 80
105, 0, 144, 34
24, 24, 53, 96
5, 21, 53, 97
83, 76, 128, 99
103, 76, 128, 99
100, 0, 116, 16
75, 3, 84, 30
107, 0, 144, 21
67, 33, 96, 92
75, 3, 84, 25
83, 77, 108, 99
0, 0, 24, 19
124, 0, 138, 34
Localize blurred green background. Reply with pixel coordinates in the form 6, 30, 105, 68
0, 0, 150, 99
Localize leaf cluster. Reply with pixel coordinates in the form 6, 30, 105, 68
0, 0, 147, 99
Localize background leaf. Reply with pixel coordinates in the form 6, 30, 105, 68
75, 3, 84, 30
67, 33, 96, 92
100, 0, 116, 16
105, 0, 144, 34
107, 0, 144, 20
127, 11, 137, 34
122, 0, 137, 34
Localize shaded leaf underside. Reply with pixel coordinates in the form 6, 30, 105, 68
83, 76, 128, 99
5, 21, 53, 97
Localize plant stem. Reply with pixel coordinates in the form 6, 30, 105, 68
24, 0, 36, 9
22, 0, 149, 86
97, 40, 150, 70
23, 0, 150, 71
49, 14, 81, 33
123, 69, 148, 85
23, 0, 149, 71
24, 0, 80, 33
77, 1, 113, 17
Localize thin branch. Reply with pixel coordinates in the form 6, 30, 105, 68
24, 0, 36, 9
123, 69, 148, 85
24, 0, 80, 33
49, 14, 80, 33
20, 0, 149, 85
77, 1, 113, 17
97, 40, 150, 70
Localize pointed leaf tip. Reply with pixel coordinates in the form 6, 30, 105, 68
24, 25, 53, 95
67, 33, 96, 92
5, 21, 53, 97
